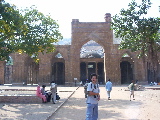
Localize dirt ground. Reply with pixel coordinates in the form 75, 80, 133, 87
0, 85, 160, 120
49, 85, 160, 120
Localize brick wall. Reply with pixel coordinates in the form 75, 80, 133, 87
0, 95, 43, 103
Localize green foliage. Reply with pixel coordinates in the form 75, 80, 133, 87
111, 0, 160, 81
0, 1, 63, 61
18, 6, 63, 59
0, 1, 27, 60
111, 0, 160, 55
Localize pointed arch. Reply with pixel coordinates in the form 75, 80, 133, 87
122, 53, 130, 57
55, 53, 63, 58
79, 40, 105, 84
51, 51, 65, 85
52, 50, 65, 59
118, 50, 135, 63
120, 51, 134, 84
80, 40, 104, 58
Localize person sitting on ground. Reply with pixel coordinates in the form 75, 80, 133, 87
41, 85, 49, 101
36, 85, 47, 103
41, 85, 46, 95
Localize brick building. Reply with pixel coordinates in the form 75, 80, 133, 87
0, 13, 158, 85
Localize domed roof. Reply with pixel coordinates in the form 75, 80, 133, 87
80, 51, 102, 58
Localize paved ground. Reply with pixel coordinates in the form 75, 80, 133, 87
0, 86, 77, 120
0, 85, 160, 120
49, 85, 160, 120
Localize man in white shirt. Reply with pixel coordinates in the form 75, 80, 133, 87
50, 81, 57, 104
86, 73, 100, 120
105, 79, 112, 100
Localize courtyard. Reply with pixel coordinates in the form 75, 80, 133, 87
0, 85, 160, 120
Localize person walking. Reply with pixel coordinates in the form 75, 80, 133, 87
129, 80, 135, 101
86, 73, 100, 120
105, 79, 112, 100
50, 81, 57, 104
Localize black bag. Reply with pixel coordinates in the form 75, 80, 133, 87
84, 83, 99, 98
56, 93, 60, 100
46, 93, 51, 102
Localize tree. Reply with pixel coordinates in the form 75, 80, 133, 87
18, 6, 63, 61
111, 0, 160, 82
0, 1, 63, 62
0, 0, 27, 61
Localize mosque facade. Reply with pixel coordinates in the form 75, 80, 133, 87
0, 13, 157, 85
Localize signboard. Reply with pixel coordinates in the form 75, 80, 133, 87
88, 65, 93, 68
74, 78, 78, 81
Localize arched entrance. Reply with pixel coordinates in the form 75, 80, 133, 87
120, 61, 133, 84
52, 62, 65, 84
51, 53, 65, 85
80, 40, 104, 84
4, 56, 13, 84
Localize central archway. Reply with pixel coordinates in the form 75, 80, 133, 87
80, 40, 104, 84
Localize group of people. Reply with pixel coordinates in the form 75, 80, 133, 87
85, 73, 135, 120
38, 73, 135, 120
37, 81, 59, 104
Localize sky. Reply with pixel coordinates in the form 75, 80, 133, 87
5, 0, 160, 39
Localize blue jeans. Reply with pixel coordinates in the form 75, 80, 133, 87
86, 103, 98, 120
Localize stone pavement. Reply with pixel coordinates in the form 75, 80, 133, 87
0, 85, 160, 120
50, 85, 160, 120
0, 85, 78, 120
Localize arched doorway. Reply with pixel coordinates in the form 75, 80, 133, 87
51, 53, 65, 85
52, 62, 65, 84
120, 61, 133, 84
4, 56, 13, 84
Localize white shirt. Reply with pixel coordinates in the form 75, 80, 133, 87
86, 82, 100, 104
51, 83, 56, 88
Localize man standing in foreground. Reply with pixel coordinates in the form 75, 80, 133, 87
86, 73, 100, 120
105, 79, 112, 100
